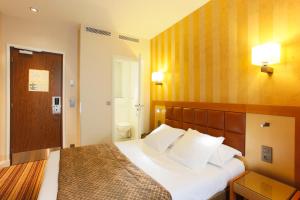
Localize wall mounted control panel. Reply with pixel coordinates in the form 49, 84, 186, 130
261, 145, 273, 163
52, 96, 61, 114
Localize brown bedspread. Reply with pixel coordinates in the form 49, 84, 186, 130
57, 144, 172, 200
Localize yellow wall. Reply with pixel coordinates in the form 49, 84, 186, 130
151, 0, 300, 106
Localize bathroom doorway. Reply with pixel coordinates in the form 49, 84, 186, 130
112, 56, 142, 141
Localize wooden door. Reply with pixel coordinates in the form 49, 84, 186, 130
10, 47, 62, 157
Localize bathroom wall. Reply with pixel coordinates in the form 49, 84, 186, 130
114, 60, 131, 131
113, 59, 139, 140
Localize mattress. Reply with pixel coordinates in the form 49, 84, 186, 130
38, 139, 245, 200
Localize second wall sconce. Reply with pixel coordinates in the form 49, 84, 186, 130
152, 71, 164, 85
252, 42, 280, 76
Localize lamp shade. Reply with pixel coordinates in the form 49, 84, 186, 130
152, 71, 163, 84
252, 43, 280, 66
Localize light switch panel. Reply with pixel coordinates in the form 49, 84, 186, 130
261, 145, 273, 163
70, 80, 75, 87
69, 99, 76, 108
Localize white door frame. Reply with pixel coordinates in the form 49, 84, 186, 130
5, 44, 66, 165
112, 55, 143, 141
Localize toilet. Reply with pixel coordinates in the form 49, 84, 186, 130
117, 122, 132, 139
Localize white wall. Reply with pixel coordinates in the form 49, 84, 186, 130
0, 13, 5, 163
80, 25, 150, 145
0, 16, 151, 162
0, 14, 80, 162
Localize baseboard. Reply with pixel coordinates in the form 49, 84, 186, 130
0, 160, 10, 169
11, 147, 60, 165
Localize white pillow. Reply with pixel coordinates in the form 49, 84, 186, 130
168, 129, 224, 169
143, 124, 185, 153
209, 144, 242, 167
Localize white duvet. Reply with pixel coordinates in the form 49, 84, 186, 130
38, 139, 244, 200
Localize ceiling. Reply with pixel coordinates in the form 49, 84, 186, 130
0, 0, 209, 39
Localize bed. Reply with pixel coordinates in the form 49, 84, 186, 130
38, 140, 244, 200
38, 106, 246, 200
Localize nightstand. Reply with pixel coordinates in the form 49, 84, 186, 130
292, 191, 300, 200
230, 171, 296, 200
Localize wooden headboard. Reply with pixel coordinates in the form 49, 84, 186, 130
151, 101, 300, 188
165, 106, 246, 155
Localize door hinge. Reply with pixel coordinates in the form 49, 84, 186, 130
10, 103, 13, 110
11, 57, 13, 63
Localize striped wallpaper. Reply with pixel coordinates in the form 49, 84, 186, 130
150, 0, 300, 106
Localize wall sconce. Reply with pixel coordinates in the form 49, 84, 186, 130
252, 43, 280, 75
152, 71, 163, 85
260, 122, 271, 128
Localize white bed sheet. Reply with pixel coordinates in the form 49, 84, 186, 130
38, 150, 60, 200
38, 140, 245, 200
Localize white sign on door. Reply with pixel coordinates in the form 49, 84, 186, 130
29, 69, 49, 92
